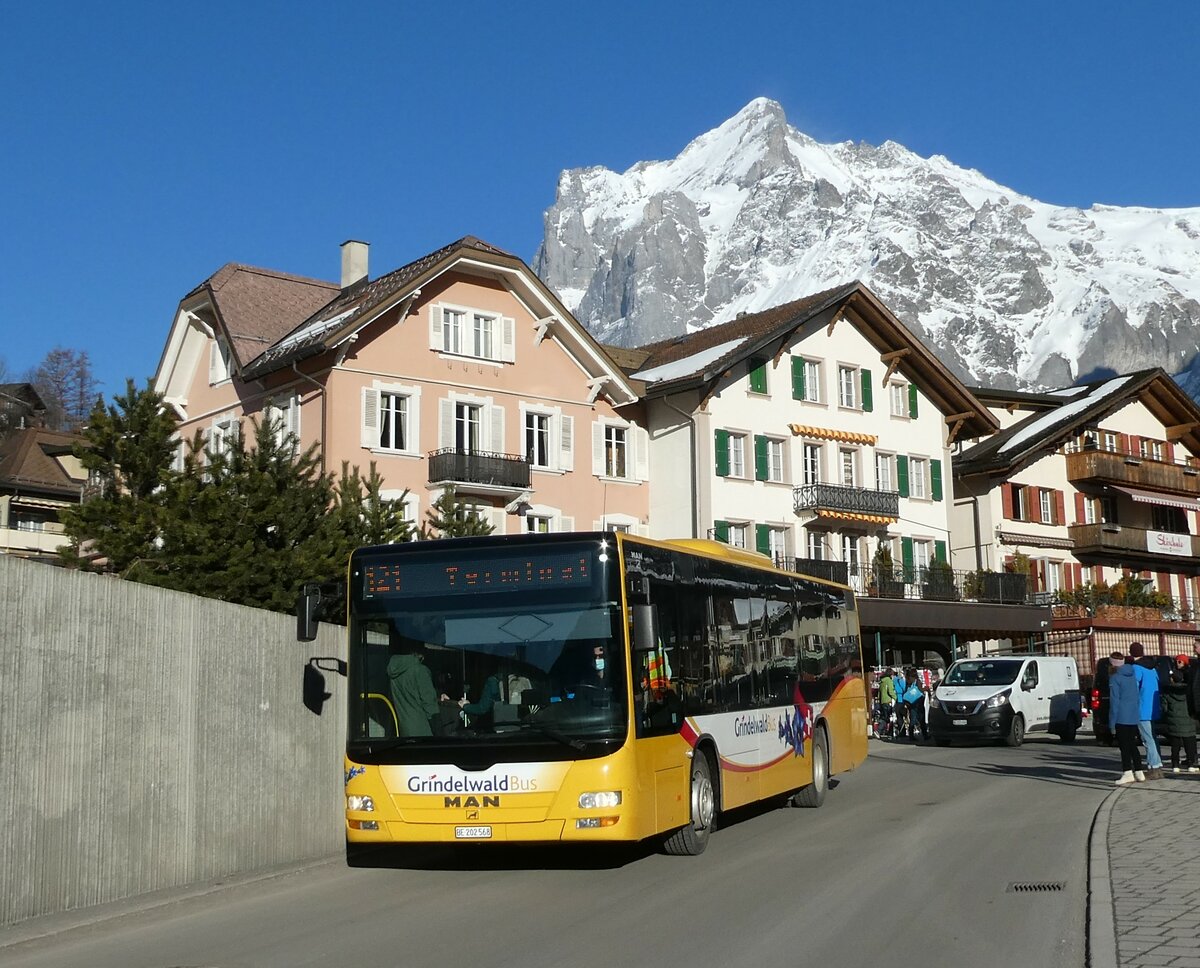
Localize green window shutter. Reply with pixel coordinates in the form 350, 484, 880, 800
896, 454, 910, 497
714, 520, 729, 544
901, 537, 915, 581
791, 357, 805, 400
756, 524, 771, 556
934, 540, 947, 564
749, 357, 767, 394
861, 369, 873, 412
714, 429, 730, 476
930, 458, 943, 501
753, 435, 769, 481
908, 384, 919, 419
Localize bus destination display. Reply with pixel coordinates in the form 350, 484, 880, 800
362, 550, 595, 598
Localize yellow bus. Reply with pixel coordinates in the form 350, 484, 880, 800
305, 532, 868, 860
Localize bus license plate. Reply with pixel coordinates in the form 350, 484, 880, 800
455, 826, 492, 840
952, 719, 967, 726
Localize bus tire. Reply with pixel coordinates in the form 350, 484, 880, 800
1005, 713, 1025, 748
663, 749, 716, 856
792, 729, 828, 808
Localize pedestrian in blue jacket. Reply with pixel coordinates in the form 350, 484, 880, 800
1128, 642, 1164, 778
1108, 652, 1145, 785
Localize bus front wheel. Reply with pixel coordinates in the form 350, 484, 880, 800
792, 729, 828, 808
663, 750, 716, 856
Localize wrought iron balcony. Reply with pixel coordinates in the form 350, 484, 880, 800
774, 557, 849, 585
427, 448, 531, 490
792, 482, 900, 519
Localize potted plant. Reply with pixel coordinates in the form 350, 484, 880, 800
871, 544, 904, 598
921, 558, 958, 601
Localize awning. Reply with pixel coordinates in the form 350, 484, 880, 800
787, 424, 877, 445
11, 496, 70, 510
813, 509, 897, 525
1110, 485, 1200, 512
997, 530, 1076, 551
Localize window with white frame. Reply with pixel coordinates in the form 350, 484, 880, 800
604, 425, 627, 478
729, 432, 746, 478
1141, 439, 1164, 461
838, 366, 858, 409
767, 526, 790, 561
381, 489, 420, 540
806, 529, 825, 560
802, 442, 822, 485
875, 452, 894, 491
913, 539, 932, 576
363, 383, 421, 454
525, 514, 552, 534
442, 308, 465, 355
728, 522, 748, 549
472, 313, 495, 359
767, 438, 785, 482
208, 414, 237, 458
378, 392, 409, 451
890, 382, 908, 417
1039, 489, 1053, 524
1083, 496, 1097, 525
909, 457, 928, 499
433, 304, 514, 363
1042, 560, 1062, 595
803, 359, 821, 403
209, 336, 232, 385
840, 448, 858, 487
525, 411, 551, 468
267, 393, 301, 450
1102, 432, 1118, 452
842, 534, 861, 572
592, 420, 647, 481
456, 402, 483, 454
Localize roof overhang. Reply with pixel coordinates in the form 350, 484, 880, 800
857, 598, 1053, 640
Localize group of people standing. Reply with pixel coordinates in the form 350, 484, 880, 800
1108, 639, 1200, 785
874, 666, 935, 742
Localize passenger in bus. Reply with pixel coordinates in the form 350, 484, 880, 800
460, 668, 503, 729
387, 639, 448, 737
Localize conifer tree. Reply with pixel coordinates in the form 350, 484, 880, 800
421, 486, 495, 538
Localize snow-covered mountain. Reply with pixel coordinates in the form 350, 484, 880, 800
535, 98, 1200, 390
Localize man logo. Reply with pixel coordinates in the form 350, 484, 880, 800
443, 795, 500, 808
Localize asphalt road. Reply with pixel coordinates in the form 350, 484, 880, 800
2, 735, 1122, 968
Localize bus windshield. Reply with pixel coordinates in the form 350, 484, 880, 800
347, 539, 626, 757
944, 659, 1024, 687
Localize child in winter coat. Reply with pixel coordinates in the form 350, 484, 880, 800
1164, 667, 1198, 773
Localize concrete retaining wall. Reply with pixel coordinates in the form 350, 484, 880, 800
0, 555, 347, 925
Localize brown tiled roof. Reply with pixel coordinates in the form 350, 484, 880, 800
600, 344, 653, 374
630, 283, 859, 382
0, 427, 88, 497
188, 264, 340, 370
242, 236, 515, 377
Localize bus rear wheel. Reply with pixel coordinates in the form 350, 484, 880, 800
791, 729, 828, 808
663, 750, 716, 856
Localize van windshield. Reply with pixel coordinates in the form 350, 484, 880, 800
944, 660, 1023, 687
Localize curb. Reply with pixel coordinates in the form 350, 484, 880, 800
1086, 787, 1121, 968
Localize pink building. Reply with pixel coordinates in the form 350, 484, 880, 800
154, 237, 650, 536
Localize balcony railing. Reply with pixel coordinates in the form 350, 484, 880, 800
427, 448, 531, 490
1065, 449, 1200, 496
1067, 523, 1200, 561
774, 559, 1033, 604
774, 557, 849, 584
792, 482, 900, 518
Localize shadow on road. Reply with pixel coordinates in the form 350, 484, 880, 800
345, 840, 659, 872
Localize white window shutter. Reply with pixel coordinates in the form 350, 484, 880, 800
209, 341, 221, 384
559, 413, 574, 471
489, 508, 507, 535
501, 316, 515, 362
592, 422, 605, 476
439, 397, 455, 449
634, 425, 650, 481
407, 391, 420, 453
637, 525, 650, 537
559, 515, 574, 533
592, 519, 602, 531
361, 387, 379, 448
429, 305, 443, 351
489, 403, 505, 454
287, 394, 301, 441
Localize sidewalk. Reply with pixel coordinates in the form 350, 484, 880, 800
1092, 773, 1200, 968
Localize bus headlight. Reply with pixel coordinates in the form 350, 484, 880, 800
347, 795, 375, 812
578, 791, 622, 809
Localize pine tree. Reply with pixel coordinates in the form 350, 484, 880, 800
59, 380, 179, 576
421, 486, 495, 538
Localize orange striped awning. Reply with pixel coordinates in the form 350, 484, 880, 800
787, 424, 877, 445
814, 509, 897, 525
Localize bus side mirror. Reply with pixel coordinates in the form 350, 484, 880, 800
632, 604, 659, 653
297, 583, 322, 642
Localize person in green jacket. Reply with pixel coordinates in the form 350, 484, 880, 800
1164, 666, 1198, 773
387, 646, 444, 737
877, 668, 898, 738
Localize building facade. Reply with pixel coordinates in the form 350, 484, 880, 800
0, 427, 87, 560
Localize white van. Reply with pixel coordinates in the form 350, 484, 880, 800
928, 656, 1082, 747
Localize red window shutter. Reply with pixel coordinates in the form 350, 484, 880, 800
1074, 563, 1084, 588
1064, 565, 1075, 592
1054, 491, 1066, 526
1074, 493, 1086, 524
1120, 434, 1131, 455
1157, 572, 1170, 595
1024, 485, 1036, 522
1166, 441, 1176, 463
1130, 435, 1142, 457
1002, 484, 1014, 520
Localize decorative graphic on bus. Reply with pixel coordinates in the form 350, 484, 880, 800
778, 686, 814, 757
344, 765, 366, 785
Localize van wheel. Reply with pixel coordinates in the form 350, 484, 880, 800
1059, 716, 1078, 744
1005, 713, 1025, 748
663, 750, 716, 855
792, 729, 828, 808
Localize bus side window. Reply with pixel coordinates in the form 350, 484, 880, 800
636, 580, 684, 738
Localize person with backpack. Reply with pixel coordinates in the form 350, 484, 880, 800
891, 667, 909, 738
1108, 652, 1146, 785
902, 667, 929, 742
1164, 664, 1198, 773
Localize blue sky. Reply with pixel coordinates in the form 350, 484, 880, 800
2, 1, 1197, 397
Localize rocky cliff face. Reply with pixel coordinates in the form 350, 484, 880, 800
535, 99, 1200, 390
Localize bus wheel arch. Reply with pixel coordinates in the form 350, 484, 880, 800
662, 741, 719, 856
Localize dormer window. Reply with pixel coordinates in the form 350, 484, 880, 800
430, 303, 515, 363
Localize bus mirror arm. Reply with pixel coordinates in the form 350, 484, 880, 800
632, 604, 659, 653
311, 656, 347, 677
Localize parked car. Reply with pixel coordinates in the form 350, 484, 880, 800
1091, 654, 1176, 745
928, 656, 1081, 747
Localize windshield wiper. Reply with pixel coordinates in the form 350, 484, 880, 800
518, 721, 586, 751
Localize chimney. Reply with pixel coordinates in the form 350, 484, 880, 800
340, 239, 369, 289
